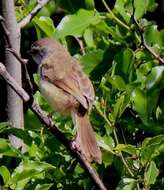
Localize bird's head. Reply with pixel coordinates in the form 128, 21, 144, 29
28, 38, 63, 65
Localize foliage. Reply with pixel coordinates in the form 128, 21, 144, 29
0, 0, 164, 189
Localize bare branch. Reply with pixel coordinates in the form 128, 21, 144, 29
0, 63, 107, 190
18, 0, 51, 29
0, 62, 30, 102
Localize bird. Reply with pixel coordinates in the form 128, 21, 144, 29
29, 38, 101, 163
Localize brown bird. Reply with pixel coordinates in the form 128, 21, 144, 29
29, 38, 101, 163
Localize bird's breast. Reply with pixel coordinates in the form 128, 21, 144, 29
39, 80, 78, 113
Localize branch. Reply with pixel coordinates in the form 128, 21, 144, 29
0, 62, 30, 102
0, 63, 107, 190
18, 0, 51, 29
134, 17, 164, 64
101, 0, 130, 31
0, 0, 24, 148
142, 37, 164, 64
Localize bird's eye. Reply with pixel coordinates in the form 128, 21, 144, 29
31, 46, 40, 53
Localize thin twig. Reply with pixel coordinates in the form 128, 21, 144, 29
101, 0, 130, 31
18, 0, 51, 29
0, 63, 107, 190
143, 37, 164, 64
134, 18, 164, 64
0, 62, 29, 102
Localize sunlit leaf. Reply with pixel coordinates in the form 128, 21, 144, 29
134, 0, 148, 19
116, 178, 136, 190
35, 183, 53, 190
10, 160, 55, 189
80, 49, 104, 74
55, 9, 101, 39
144, 161, 159, 185
115, 144, 137, 155
141, 135, 164, 165
0, 166, 10, 185
0, 138, 19, 157
33, 16, 56, 38
146, 66, 164, 90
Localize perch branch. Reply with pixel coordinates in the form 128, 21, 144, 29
0, 63, 107, 190
18, 0, 51, 29
0, 62, 29, 102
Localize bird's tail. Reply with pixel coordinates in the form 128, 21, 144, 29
72, 112, 101, 163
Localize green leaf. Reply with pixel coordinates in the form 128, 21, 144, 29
14, 178, 31, 190
141, 135, 164, 165
96, 134, 115, 153
146, 66, 164, 90
33, 16, 56, 38
147, 0, 158, 12
102, 151, 114, 167
10, 160, 55, 187
115, 144, 137, 155
0, 138, 18, 157
83, 28, 95, 47
144, 161, 159, 185
144, 25, 161, 46
114, 48, 135, 83
35, 183, 53, 190
1, 127, 33, 146
55, 9, 101, 39
107, 75, 126, 90
115, 0, 133, 23
0, 166, 10, 185
134, 0, 148, 19
80, 49, 104, 74
131, 88, 148, 121
136, 61, 153, 83
110, 92, 130, 122
0, 122, 10, 133
85, 0, 95, 10
116, 178, 136, 190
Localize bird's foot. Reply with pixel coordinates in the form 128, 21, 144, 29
71, 139, 81, 153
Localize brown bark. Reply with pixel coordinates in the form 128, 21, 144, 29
0, 0, 24, 148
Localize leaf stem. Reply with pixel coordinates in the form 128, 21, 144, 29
101, 0, 130, 31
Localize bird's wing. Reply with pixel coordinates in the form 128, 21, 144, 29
54, 59, 95, 111
54, 75, 88, 110
71, 58, 95, 110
